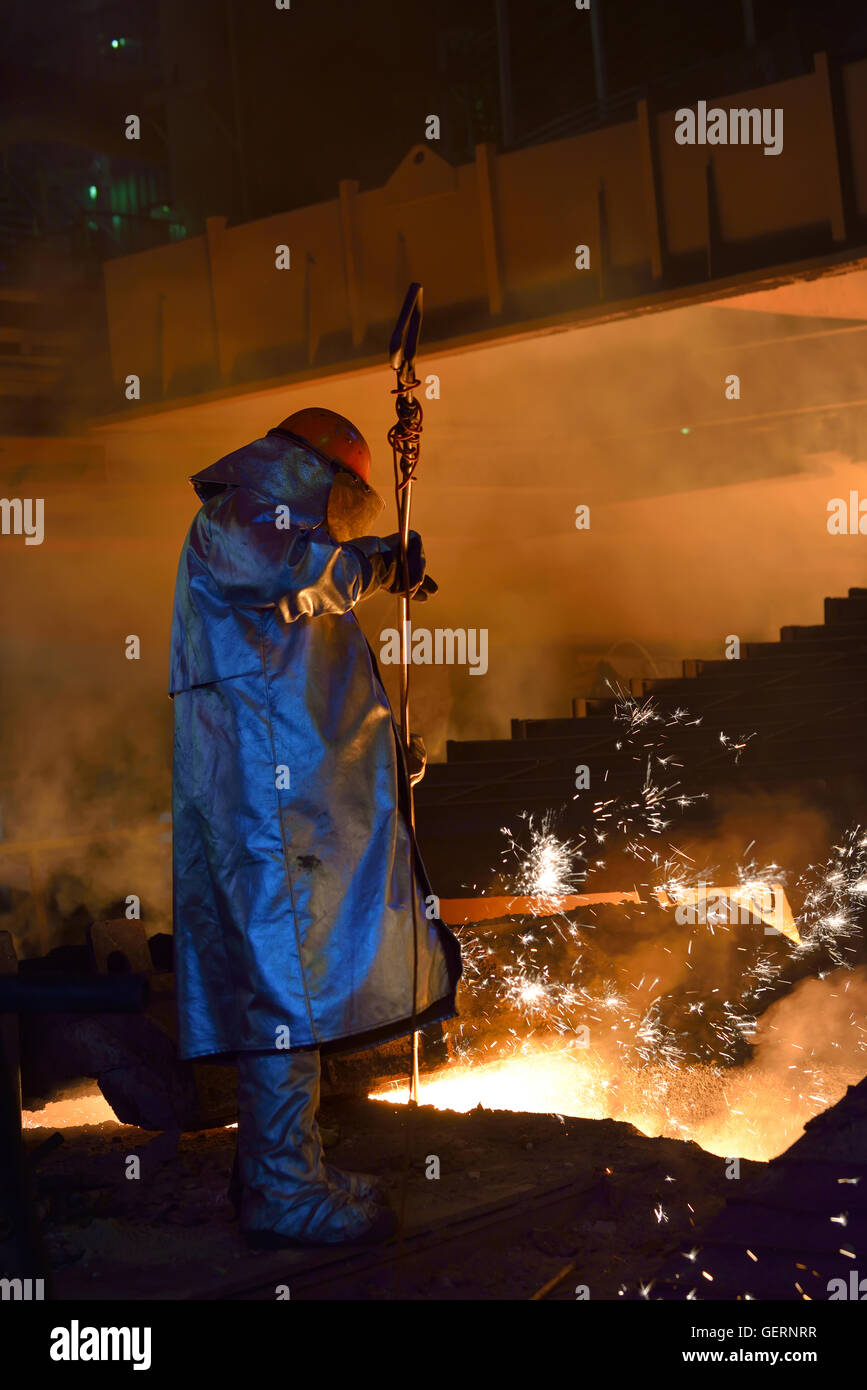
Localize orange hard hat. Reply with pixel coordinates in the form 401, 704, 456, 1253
276, 407, 372, 484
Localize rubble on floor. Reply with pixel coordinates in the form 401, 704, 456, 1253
29, 1095, 755, 1300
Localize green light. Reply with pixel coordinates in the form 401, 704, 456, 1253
680, 426, 691, 435
88, 184, 98, 200
111, 38, 119, 49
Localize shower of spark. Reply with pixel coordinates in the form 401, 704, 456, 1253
500, 811, 587, 911
719, 730, 756, 764
589, 686, 750, 852
372, 693, 867, 1161
795, 827, 867, 966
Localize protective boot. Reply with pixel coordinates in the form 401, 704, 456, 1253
325, 1164, 389, 1204
236, 1048, 396, 1247
227, 1150, 388, 1213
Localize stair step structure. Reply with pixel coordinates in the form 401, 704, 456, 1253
415, 589, 867, 891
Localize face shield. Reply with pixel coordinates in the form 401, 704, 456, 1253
326, 464, 385, 541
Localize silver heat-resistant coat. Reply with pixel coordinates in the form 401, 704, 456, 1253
169, 430, 461, 1061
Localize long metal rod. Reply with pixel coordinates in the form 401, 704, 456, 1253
397, 479, 413, 744
389, 283, 424, 1105
396, 474, 419, 1102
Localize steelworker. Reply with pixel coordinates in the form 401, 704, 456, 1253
169, 407, 462, 1247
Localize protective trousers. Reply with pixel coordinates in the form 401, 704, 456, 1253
236, 1048, 387, 1244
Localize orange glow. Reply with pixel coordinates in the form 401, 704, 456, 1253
651, 883, 800, 944
22, 1087, 117, 1129
439, 892, 642, 924
369, 1038, 847, 1162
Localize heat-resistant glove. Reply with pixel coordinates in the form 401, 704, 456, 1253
348, 530, 438, 601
